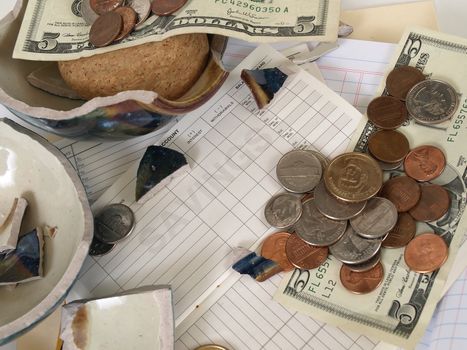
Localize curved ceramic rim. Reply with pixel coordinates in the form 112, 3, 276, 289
0, 119, 93, 344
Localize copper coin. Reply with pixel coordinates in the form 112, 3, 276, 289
285, 234, 328, 270
368, 130, 410, 164
382, 213, 416, 248
404, 145, 446, 182
380, 176, 421, 212
386, 66, 426, 100
89, 12, 123, 47
404, 233, 448, 273
261, 232, 294, 272
324, 152, 383, 203
151, 0, 188, 16
367, 96, 408, 129
90, 0, 124, 15
409, 184, 450, 222
114, 7, 137, 41
340, 262, 384, 294
127, 0, 152, 27
301, 192, 314, 203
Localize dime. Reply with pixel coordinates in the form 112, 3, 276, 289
90, 0, 124, 15
194, 345, 229, 350
89, 236, 115, 256
404, 233, 448, 273
329, 226, 381, 264
366, 96, 407, 129
151, 0, 188, 16
89, 12, 123, 47
324, 152, 383, 203
404, 145, 446, 182
276, 150, 322, 193
406, 79, 459, 125
261, 232, 294, 272
294, 199, 347, 246
340, 262, 384, 294
409, 184, 450, 222
368, 130, 410, 164
126, 0, 151, 27
380, 175, 421, 212
314, 181, 366, 220
350, 197, 398, 239
378, 159, 403, 171
386, 65, 426, 100
81, 0, 99, 25
264, 193, 302, 229
94, 203, 136, 243
285, 234, 328, 270
114, 7, 137, 41
382, 213, 416, 248
344, 253, 381, 272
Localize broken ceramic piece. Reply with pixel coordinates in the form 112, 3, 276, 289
0, 227, 44, 285
0, 199, 17, 230
135, 146, 189, 204
60, 286, 174, 350
241, 67, 288, 109
232, 249, 282, 282
338, 20, 354, 37
0, 197, 28, 253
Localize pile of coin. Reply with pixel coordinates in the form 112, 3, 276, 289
261, 145, 450, 294
83, 0, 188, 47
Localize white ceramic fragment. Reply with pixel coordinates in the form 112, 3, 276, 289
0, 197, 28, 253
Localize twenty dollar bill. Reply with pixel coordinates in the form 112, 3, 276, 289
274, 27, 467, 348
13, 0, 339, 61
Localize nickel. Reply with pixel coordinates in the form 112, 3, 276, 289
276, 150, 322, 193
94, 203, 136, 244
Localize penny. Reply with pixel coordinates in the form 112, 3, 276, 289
89, 236, 115, 256
264, 193, 302, 229
194, 345, 229, 350
350, 197, 398, 239
114, 7, 138, 41
89, 11, 123, 47
404, 145, 446, 182
314, 181, 366, 220
404, 233, 448, 273
340, 262, 384, 294
81, 0, 99, 25
324, 152, 383, 203
344, 253, 381, 272
368, 130, 410, 164
329, 226, 381, 265
285, 234, 328, 270
294, 199, 347, 247
276, 150, 322, 193
378, 159, 403, 171
127, 0, 151, 27
367, 96, 408, 129
406, 79, 459, 125
380, 176, 421, 212
386, 65, 426, 100
90, 0, 124, 15
151, 0, 188, 16
382, 213, 416, 248
261, 232, 294, 272
301, 192, 314, 203
409, 184, 450, 222
94, 203, 136, 244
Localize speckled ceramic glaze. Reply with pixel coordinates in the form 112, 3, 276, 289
0, 0, 229, 139
0, 119, 93, 344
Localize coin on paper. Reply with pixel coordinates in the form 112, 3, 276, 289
195, 345, 229, 350
261, 232, 294, 272
276, 150, 322, 193
94, 203, 136, 244
89, 236, 115, 256
264, 193, 302, 228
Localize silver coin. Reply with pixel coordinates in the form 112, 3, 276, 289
350, 197, 397, 239
264, 193, 302, 229
406, 79, 459, 125
329, 226, 381, 264
89, 236, 115, 256
81, 0, 99, 25
314, 181, 366, 220
276, 150, 322, 193
127, 0, 151, 27
294, 198, 347, 246
378, 159, 403, 171
344, 251, 381, 272
94, 203, 136, 244
307, 150, 329, 170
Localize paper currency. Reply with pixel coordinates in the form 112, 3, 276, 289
274, 27, 467, 348
13, 0, 339, 61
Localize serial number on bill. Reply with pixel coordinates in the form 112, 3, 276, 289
214, 0, 290, 13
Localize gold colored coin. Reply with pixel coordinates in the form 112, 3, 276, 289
324, 152, 383, 203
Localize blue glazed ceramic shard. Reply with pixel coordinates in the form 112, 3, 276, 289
0, 227, 44, 285
232, 249, 282, 282
241, 67, 288, 109
136, 145, 190, 204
